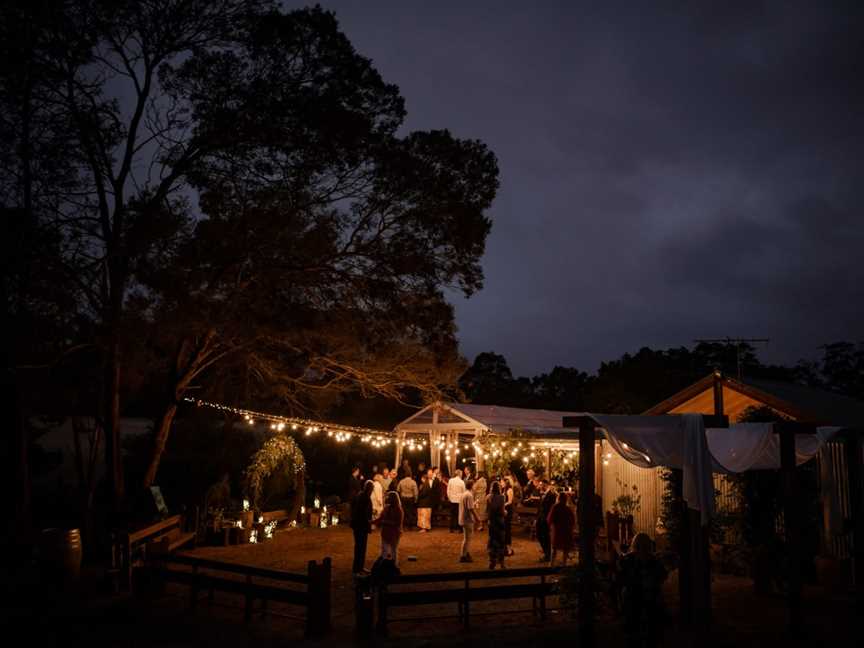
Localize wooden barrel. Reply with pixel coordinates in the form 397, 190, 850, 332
40, 528, 83, 582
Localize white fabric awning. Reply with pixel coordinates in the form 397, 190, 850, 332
534, 413, 841, 526
705, 423, 840, 472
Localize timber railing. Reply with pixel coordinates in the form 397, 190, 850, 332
115, 514, 196, 591
369, 565, 562, 634
159, 553, 331, 638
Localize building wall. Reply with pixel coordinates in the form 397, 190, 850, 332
600, 440, 663, 538
668, 385, 780, 422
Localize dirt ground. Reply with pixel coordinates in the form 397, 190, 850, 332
6, 523, 859, 646
189, 522, 562, 636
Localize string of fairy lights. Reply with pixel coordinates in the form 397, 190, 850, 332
185, 398, 640, 467
185, 397, 428, 449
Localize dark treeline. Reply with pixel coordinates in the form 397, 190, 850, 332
458, 342, 864, 414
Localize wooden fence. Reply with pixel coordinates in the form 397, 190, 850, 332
159, 553, 331, 638
368, 565, 562, 634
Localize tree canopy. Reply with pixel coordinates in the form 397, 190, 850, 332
1, 1, 498, 502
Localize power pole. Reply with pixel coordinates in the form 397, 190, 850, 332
693, 337, 770, 381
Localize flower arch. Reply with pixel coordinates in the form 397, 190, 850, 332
244, 434, 306, 516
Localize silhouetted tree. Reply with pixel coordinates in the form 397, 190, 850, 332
1, 2, 499, 509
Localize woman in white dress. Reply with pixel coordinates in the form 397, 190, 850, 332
472, 473, 488, 531
371, 473, 385, 525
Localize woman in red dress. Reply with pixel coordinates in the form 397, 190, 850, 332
547, 491, 576, 566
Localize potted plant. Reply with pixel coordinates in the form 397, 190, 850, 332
611, 479, 641, 545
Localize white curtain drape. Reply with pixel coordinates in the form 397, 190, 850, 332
706, 423, 840, 472
594, 414, 715, 525
592, 414, 841, 526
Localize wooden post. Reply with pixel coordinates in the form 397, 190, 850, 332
319, 557, 331, 633
540, 573, 547, 619
673, 469, 692, 624
595, 441, 603, 503
844, 433, 864, 613
244, 573, 253, 624
463, 577, 470, 628
376, 585, 389, 635
712, 371, 724, 416
779, 426, 802, 633
578, 418, 596, 648
305, 558, 331, 638
394, 429, 404, 473
190, 563, 199, 610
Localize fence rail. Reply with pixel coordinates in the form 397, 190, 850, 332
159, 553, 331, 638
366, 565, 562, 634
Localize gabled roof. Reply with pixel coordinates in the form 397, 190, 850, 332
444, 402, 584, 434
393, 401, 583, 435
645, 372, 864, 428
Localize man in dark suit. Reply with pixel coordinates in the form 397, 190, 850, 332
350, 481, 374, 574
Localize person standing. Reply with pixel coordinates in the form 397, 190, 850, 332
374, 492, 405, 565
459, 479, 479, 562
548, 491, 576, 566
380, 465, 391, 491
397, 472, 418, 530
350, 481, 374, 574
371, 474, 385, 523
347, 467, 364, 503
619, 533, 668, 648
429, 467, 442, 527
486, 481, 507, 569
447, 470, 465, 533
502, 476, 515, 556
387, 468, 398, 492
523, 469, 536, 499
472, 473, 488, 532
416, 472, 433, 532
536, 481, 556, 562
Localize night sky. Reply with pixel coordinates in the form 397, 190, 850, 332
314, 1, 864, 375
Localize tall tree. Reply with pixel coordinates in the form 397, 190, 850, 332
1, 1, 499, 505
124, 8, 498, 488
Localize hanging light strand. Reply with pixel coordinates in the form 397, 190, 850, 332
184, 397, 428, 447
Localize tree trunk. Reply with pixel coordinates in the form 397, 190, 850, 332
141, 330, 221, 490
72, 417, 101, 555
12, 379, 31, 549
142, 404, 177, 488
104, 334, 124, 513
290, 470, 306, 523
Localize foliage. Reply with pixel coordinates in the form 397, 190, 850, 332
0, 0, 500, 501
244, 433, 306, 511
659, 468, 682, 553
611, 477, 641, 517
719, 405, 821, 575
458, 342, 809, 415
796, 341, 864, 400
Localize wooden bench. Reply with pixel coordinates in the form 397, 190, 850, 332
160, 554, 331, 638
118, 514, 196, 590
373, 565, 562, 633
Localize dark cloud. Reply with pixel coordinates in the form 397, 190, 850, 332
314, 0, 864, 374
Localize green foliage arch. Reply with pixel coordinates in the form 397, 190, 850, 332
244, 433, 306, 513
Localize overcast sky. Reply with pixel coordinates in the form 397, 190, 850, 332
312, 1, 864, 376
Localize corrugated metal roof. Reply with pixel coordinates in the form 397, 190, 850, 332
442, 402, 583, 433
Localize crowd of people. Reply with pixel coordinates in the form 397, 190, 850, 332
348, 460, 593, 572
348, 460, 668, 646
